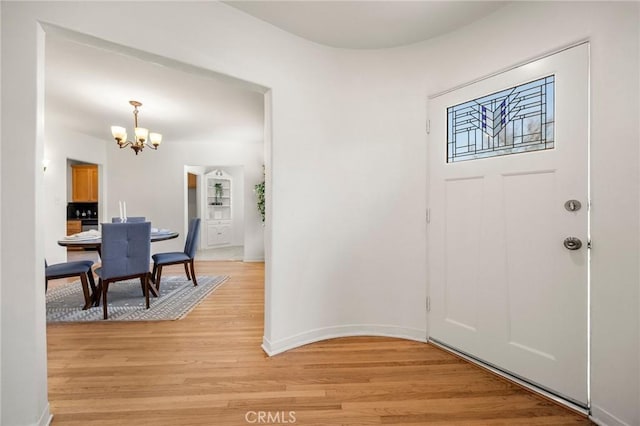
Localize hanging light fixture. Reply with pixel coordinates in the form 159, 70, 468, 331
110, 100, 162, 155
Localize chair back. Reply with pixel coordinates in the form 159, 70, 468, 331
112, 216, 146, 223
100, 222, 151, 279
184, 218, 201, 259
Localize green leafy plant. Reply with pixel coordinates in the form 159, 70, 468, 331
254, 180, 265, 223
214, 183, 223, 205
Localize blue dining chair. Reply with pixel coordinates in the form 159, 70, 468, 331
95, 222, 151, 319
45, 259, 96, 310
151, 218, 201, 291
111, 216, 146, 223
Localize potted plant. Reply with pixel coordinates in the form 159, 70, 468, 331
254, 165, 265, 223
214, 183, 223, 205
254, 180, 265, 223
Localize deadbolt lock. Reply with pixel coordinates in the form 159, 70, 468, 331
564, 200, 582, 212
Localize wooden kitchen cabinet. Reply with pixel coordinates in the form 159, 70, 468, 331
71, 165, 98, 202
66, 220, 82, 235
66, 220, 83, 250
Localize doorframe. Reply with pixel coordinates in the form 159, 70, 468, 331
425, 39, 592, 414
184, 166, 205, 250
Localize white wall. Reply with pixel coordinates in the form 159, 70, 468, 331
228, 166, 246, 248
1, 2, 638, 426
1, 5, 50, 425
638, 6, 640, 420
0, 3, 3, 421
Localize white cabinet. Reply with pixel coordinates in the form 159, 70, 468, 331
206, 170, 231, 221
207, 222, 232, 246
205, 170, 232, 247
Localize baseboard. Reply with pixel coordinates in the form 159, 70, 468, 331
590, 405, 632, 426
38, 403, 53, 426
262, 324, 427, 356
242, 258, 265, 263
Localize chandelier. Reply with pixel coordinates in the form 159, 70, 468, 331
110, 100, 162, 155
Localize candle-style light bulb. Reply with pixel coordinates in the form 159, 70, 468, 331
135, 127, 148, 143
150, 132, 162, 146
111, 126, 126, 140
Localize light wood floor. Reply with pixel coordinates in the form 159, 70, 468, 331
47, 261, 592, 425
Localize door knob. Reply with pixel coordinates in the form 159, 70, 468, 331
563, 237, 582, 250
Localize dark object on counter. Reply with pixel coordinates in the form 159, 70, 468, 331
67, 202, 99, 220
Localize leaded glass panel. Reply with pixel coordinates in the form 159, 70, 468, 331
447, 75, 555, 163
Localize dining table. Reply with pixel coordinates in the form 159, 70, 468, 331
57, 229, 179, 297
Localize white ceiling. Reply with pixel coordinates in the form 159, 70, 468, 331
45, 1, 507, 145
225, 1, 507, 49
45, 36, 265, 145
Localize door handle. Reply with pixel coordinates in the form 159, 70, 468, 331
563, 237, 582, 250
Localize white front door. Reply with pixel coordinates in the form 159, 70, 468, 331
427, 44, 589, 406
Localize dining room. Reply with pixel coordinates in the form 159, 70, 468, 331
42, 33, 267, 269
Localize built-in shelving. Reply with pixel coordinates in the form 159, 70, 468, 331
205, 170, 232, 246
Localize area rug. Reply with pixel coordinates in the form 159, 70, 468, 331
46, 275, 229, 322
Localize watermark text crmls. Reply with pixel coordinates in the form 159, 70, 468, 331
245, 411, 297, 424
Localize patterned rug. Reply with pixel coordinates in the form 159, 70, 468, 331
46, 275, 229, 322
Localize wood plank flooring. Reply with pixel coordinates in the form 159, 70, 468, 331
46, 261, 592, 425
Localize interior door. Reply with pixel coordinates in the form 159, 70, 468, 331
427, 44, 589, 406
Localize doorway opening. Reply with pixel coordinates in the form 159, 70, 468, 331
185, 165, 247, 261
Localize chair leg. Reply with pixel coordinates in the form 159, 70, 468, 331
155, 265, 164, 292
190, 260, 198, 286
95, 279, 103, 306
144, 273, 150, 309
184, 262, 191, 281
79, 274, 92, 310
87, 270, 98, 306
151, 262, 158, 285
102, 281, 109, 320
140, 277, 146, 296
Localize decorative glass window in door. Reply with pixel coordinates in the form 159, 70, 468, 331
447, 75, 554, 163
